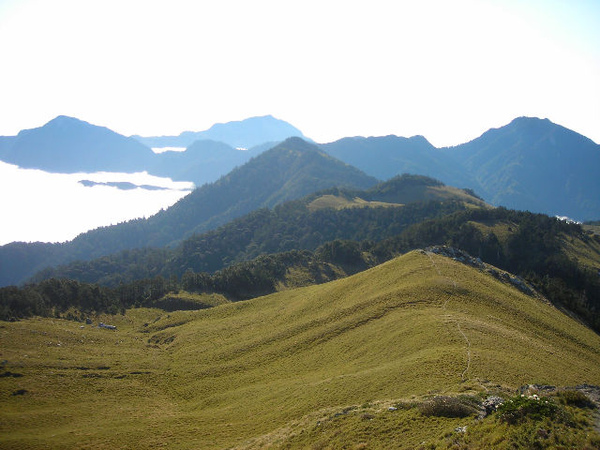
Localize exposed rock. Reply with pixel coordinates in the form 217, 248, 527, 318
481, 396, 505, 416
427, 245, 536, 296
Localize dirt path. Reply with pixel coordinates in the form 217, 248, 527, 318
425, 250, 471, 383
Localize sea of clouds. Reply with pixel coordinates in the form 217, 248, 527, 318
0, 161, 194, 245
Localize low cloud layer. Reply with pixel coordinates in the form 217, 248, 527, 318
0, 162, 193, 245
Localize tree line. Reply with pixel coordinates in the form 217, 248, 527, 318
3, 206, 600, 332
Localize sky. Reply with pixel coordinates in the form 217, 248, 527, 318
0, 0, 599, 147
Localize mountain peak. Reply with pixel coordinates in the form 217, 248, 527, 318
509, 116, 550, 124
16, 115, 89, 137
408, 134, 434, 146
277, 136, 317, 150
506, 116, 554, 132
447, 115, 600, 220
8, 115, 154, 173
48, 115, 85, 124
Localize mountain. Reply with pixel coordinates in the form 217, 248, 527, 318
32, 175, 485, 286
2, 115, 598, 221
133, 115, 308, 149
2, 250, 599, 448
320, 119, 600, 221
26, 185, 600, 333
443, 117, 600, 221
321, 134, 481, 193
148, 139, 250, 185
139, 137, 378, 245
0, 116, 155, 172
147, 140, 280, 186
0, 116, 304, 186
0, 137, 377, 286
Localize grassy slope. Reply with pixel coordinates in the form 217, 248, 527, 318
1, 251, 600, 448
307, 194, 403, 211
306, 183, 487, 213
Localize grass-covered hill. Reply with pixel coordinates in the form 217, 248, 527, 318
2, 250, 599, 448
5, 196, 599, 338
377, 207, 600, 331
0, 137, 377, 287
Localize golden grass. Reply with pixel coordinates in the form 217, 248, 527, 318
307, 194, 403, 211
1, 251, 599, 448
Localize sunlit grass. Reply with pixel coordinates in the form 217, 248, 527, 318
1, 251, 599, 448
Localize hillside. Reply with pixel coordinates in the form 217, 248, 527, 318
133, 115, 308, 149
148, 139, 250, 185
376, 207, 600, 331
0, 138, 377, 287
444, 116, 600, 221
29, 175, 485, 287
2, 251, 599, 448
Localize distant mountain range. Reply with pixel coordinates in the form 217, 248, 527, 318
320, 134, 480, 193
0, 115, 305, 187
1, 114, 597, 221
442, 117, 600, 220
0, 137, 377, 286
132, 114, 308, 149
0, 115, 155, 173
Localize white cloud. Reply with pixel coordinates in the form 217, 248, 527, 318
0, 162, 192, 244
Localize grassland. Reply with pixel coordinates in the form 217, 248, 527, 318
307, 194, 403, 211
307, 184, 488, 213
2, 251, 600, 448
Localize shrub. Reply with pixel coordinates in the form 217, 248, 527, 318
496, 394, 558, 424
557, 390, 596, 409
419, 396, 480, 418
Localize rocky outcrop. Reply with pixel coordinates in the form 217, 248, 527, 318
426, 245, 536, 296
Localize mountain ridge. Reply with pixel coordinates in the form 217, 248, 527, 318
0, 137, 378, 286
320, 134, 480, 193
132, 114, 308, 149
1, 114, 598, 221
29, 174, 484, 287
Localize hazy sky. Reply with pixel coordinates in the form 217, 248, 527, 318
0, 0, 598, 147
